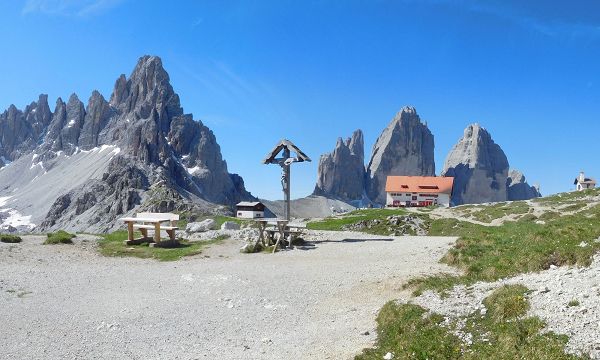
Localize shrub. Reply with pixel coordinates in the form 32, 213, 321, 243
0, 234, 22, 243
44, 230, 76, 245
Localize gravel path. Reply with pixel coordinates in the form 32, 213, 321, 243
0, 231, 457, 360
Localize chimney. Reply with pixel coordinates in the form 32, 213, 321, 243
579, 171, 585, 182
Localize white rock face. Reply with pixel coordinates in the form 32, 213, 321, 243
442, 124, 509, 205
366, 106, 435, 204
186, 219, 216, 233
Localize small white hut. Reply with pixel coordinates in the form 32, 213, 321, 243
574, 172, 596, 191
236, 201, 265, 219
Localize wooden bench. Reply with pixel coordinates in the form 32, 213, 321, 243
135, 212, 179, 242
120, 212, 180, 246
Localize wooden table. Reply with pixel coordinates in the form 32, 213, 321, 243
119, 216, 173, 244
255, 218, 289, 252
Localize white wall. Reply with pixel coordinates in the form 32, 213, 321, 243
386, 192, 451, 207
237, 210, 264, 219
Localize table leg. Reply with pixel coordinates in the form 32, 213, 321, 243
257, 222, 266, 246
154, 222, 161, 243
127, 222, 134, 241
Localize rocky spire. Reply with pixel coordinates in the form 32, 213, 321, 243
507, 169, 541, 200
0, 103, 35, 160
366, 106, 435, 204
24, 94, 52, 139
79, 90, 112, 149
442, 123, 509, 205
313, 129, 365, 200
59, 93, 86, 154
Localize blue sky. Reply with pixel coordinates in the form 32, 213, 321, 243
1, 0, 599, 200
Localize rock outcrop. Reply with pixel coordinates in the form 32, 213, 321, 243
442, 124, 509, 205
366, 106, 435, 204
313, 129, 365, 200
507, 169, 541, 201
0, 55, 253, 232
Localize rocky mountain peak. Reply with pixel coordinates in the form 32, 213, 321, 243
366, 106, 435, 204
442, 123, 509, 205
313, 129, 365, 201
507, 169, 541, 200
0, 55, 253, 232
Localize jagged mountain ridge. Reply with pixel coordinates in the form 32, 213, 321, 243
0, 55, 252, 232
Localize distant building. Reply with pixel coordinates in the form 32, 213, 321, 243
385, 176, 454, 207
236, 201, 265, 219
574, 172, 596, 191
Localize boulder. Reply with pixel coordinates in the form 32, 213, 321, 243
220, 221, 240, 230
366, 106, 435, 204
186, 219, 216, 233
442, 124, 509, 205
313, 129, 365, 200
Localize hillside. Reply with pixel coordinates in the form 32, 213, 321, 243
309, 189, 600, 359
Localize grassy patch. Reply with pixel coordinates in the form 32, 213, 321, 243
535, 189, 600, 204
406, 205, 600, 294
307, 208, 411, 232
561, 203, 587, 212
355, 302, 463, 360
98, 230, 227, 261
44, 230, 76, 244
483, 285, 529, 322
468, 201, 531, 223
567, 299, 580, 307
0, 234, 22, 243
356, 285, 580, 360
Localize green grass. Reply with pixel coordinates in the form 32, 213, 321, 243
98, 230, 228, 261
405, 204, 600, 295
561, 203, 587, 212
356, 285, 581, 360
534, 188, 600, 204
355, 302, 463, 360
44, 230, 76, 244
468, 201, 531, 223
306, 208, 409, 232
567, 299, 580, 307
483, 285, 529, 322
0, 234, 22, 243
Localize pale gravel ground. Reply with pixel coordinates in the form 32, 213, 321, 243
413, 253, 600, 359
0, 231, 457, 360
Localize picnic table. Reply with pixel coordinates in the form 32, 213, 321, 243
255, 218, 306, 252
119, 212, 179, 246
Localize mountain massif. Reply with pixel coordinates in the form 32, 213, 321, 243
0, 55, 252, 233
313, 110, 540, 206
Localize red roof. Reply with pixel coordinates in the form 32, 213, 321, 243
385, 176, 454, 194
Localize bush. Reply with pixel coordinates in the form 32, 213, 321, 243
44, 230, 76, 245
0, 234, 22, 243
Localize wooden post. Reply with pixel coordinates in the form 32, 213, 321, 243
154, 222, 161, 243
127, 222, 134, 241
282, 147, 291, 221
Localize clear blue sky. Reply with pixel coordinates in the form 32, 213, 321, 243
1, 0, 599, 200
